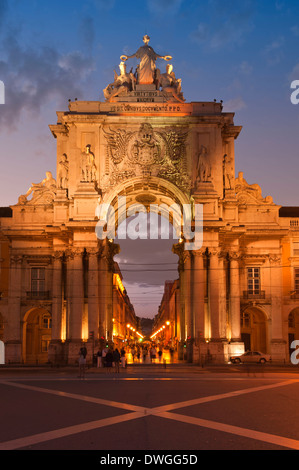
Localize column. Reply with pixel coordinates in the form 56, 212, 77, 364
184, 251, 192, 340
98, 247, 106, 339
7, 255, 22, 362
51, 251, 63, 341
70, 249, 84, 341
193, 249, 205, 342
87, 248, 99, 339
229, 252, 241, 341
269, 255, 284, 359
209, 249, 221, 340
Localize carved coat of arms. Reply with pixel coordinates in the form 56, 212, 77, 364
102, 123, 190, 191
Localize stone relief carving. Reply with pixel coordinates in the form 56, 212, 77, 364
102, 123, 190, 191
235, 171, 273, 204
18, 171, 57, 205
57, 153, 69, 189
81, 145, 97, 182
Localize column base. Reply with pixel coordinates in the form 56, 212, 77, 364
4, 341, 22, 364
270, 339, 287, 362
48, 340, 68, 365
193, 340, 245, 364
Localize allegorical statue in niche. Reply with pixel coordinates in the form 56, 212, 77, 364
223, 153, 234, 190
120, 35, 172, 85
81, 145, 97, 182
18, 171, 57, 204
103, 61, 136, 102
157, 64, 185, 103
196, 146, 211, 183
58, 153, 69, 189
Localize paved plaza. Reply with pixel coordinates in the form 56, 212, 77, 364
1, 363, 299, 453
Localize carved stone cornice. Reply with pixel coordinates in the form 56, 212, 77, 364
240, 253, 268, 263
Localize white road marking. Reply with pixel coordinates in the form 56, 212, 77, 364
0, 412, 144, 450
158, 411, 299, 450
0, 380, 145, 412
151, 379, 298, 412
0, 377, 298, 450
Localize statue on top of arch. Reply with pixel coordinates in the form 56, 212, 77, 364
103, 35, 185, 103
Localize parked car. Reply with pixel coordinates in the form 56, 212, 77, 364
230, 351, 271, 364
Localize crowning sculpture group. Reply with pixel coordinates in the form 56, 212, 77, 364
103, 35, 185, 103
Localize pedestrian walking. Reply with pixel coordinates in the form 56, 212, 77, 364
96, 348, 102, 368
78, 345, 87, 379
169, 347, 174, 363
113, 348, 121, 373
150, 346, 157, 362
105, 348, 113, 373
102, 346, 107, 368
131, 346, 136, 362
143, 347, 147, 363
121, 347, 126, 368
158, 348, 163, 362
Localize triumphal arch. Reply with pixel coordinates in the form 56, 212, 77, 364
1, 35, 293, 365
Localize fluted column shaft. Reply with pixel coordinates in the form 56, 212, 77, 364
209, 250, 220, 340
87, 249, 99, 338
230, 253, 241, 340
51, 252, 63, 340
193, 250, 205, 341
69, 249, 84, 340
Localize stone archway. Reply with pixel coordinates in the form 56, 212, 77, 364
98, 177, 189, 353
240, 306, 268, 353
23, 308, 52, 364
100, 176, 192, 240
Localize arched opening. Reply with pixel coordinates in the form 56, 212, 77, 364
288, 308, 299, 358
23, 308, 52, 364
113, 212, 180, 363
240, 306, 268, 353
97, 176, 198, 363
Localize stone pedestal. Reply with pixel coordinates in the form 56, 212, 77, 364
270, 339, 287, 362
5, 341, 22, 364
54, 189, 69, 223
193, 182, 219, 220
72, 182, 99, 220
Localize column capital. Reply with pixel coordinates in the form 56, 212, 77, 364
85, 247, 101, 258
192, 248, 206, 258
208, 248, 223, 258
52, 250, 64, 261
10, 255, 23, 264
268, 254, 281, 265
65, 248, 84, 260
228, 251, 241, 261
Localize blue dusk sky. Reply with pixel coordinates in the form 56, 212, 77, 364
1, 0, 299, 318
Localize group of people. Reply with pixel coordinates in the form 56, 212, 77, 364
96, 346, 126, 372
78, 342, 176, 377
